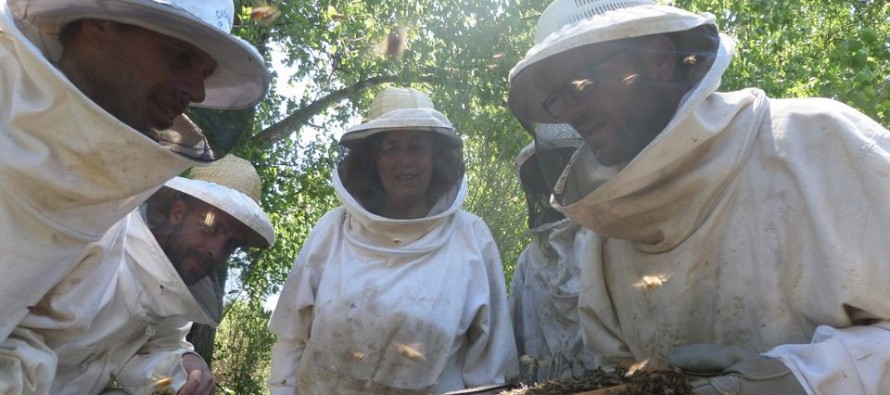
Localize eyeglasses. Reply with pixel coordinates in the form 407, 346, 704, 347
541, 55, 624, 119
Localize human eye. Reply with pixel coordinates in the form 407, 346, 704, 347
409, 141, 429, 153
165, 45, 195, 69
380, 143, 400, 155
201, 224, 220, 236
200, 212, 220, 236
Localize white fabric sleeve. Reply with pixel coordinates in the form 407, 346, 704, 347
0, 327, 56, 395
508, 248, 529, 356
765, 322, 890, 395
269, 270, 315, 395
268, 217, 333, 395
459, 218, 519, 387
114, 322, 192, 395
268, 256, 316, 395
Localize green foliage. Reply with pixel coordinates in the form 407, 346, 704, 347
674, 0, 890, 124
212, 299, 276, 395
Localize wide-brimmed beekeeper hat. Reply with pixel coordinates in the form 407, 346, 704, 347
339, 87, 462, 149
508, 0, 720, 122
10, 0, 269, 110
163, 154, 275, 248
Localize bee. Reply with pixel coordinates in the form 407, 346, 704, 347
250, 1, 281, 26
625, 358, 650, 377
375, 26, 409, 59
633, 274, 670, 291
394, 342, 425, 361
146, 376, 174, 395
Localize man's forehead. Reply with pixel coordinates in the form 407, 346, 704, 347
536, 42, 617, 87
192, 200, 235, 224
154, 29, 219, 74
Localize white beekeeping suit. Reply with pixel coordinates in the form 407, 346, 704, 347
508, 0, 890, 393
269, 87, 518, 395
11, 155, 275, 395
509, 139, 597, 383
0, 1, 195, 345
0, 0, 268, 352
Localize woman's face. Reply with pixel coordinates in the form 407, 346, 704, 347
376, 130, 434, 212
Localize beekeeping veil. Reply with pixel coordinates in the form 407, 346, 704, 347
515, 125, 582, 229
337, 87, 464, 216
508, 0, 723, 205
144, 154, 274, 324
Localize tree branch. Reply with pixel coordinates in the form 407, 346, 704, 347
252, 73, 443, 147
251, 75, 396, 147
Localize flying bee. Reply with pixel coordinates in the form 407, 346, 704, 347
251, 1, 281, 27
375, 26, 409, 59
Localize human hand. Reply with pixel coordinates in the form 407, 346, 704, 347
177, 353, 214, 395
667, 344, 806, 395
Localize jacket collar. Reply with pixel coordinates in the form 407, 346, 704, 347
555, 36, 768, 252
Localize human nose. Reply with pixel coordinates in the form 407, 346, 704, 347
179, 68, 207, 104
393, 148, 417, 165
557, 94, 588, 123
202, 236, 229, 264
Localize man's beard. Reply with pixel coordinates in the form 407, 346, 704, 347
161, 222, 203, 285
554, 144, 626, 205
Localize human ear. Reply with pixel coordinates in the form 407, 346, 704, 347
168, 199, 188, 226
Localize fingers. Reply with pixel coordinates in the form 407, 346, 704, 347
178, 369, 215, 395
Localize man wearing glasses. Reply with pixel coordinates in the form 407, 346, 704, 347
508, 0, 890, 394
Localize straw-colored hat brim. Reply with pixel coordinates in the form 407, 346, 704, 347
163, 177, 274, 248
340, 108, 461, 149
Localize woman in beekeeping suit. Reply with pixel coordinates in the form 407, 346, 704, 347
268, 87, 518, 395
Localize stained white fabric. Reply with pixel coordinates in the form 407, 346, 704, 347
508, 219, 597, 381
8, 211, 210, 395
268, 170, 518, 395
0, 0, 200, 345
562, 31, 890, 395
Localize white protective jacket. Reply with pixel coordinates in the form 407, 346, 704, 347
14, 211, 213, 395
508, 219, 596, 381
560, 29, 890, 394
268, 170, 518, 395
0, 0, 201, 346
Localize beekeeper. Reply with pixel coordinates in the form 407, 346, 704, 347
509, 125, 597, 384
268, 87, 518, 394
508, 0, 890, 394
9, 155, 274, 395
0, 0, 268, 347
